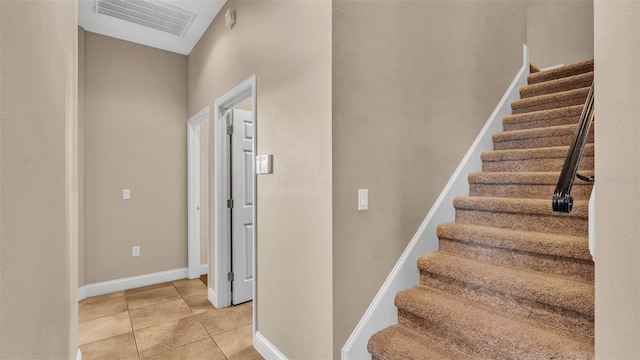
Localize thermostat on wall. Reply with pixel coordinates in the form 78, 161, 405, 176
256, 155, 273, 174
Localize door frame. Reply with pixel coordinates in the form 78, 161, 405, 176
212, 76, 257, 316
187, 107, 210, 279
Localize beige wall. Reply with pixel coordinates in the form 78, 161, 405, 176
84, 32, 188, 283
79, 26, 86, 287
526, 0, 594, 68
332, 0, 594, 356
332, 1, 526, 355
0, 0, 78, 358
594, 0, 640, 357
188, 1, 333, 358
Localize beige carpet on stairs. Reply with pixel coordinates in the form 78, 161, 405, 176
368, 59, 595, 359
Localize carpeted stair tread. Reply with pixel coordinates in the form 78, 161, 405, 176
511, 87, 589, 114
520, 71, 593, 98
468, 171, 594, 186
395, 286, 594, 359
492, 123, 594, 150
527, 59, 594, 85
453, 195, 588, 217
417, 252, 594, 316
468, 171, 594, 199
482, 144, 594, 162
437, 223, 594, 282
454, 196, 588, 236
437, 222, 591, 261
368, 324, 471, 360
482, 144, 594, 172
502, 105, 584, 131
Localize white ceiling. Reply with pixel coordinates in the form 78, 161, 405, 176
79, 0, 227, 55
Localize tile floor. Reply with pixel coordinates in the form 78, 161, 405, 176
78, 276, 262, 360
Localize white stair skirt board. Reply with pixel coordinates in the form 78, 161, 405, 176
78, 267, 192, 301
254, 331, 288, 360
589, 186, 595, 261
341, 44, 531, 359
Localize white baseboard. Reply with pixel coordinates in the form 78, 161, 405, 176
201, 263, 209, 275
341, 44, 531, 359
254, 331, 287, 360
76, 349, 81, 360
78, 267, 190, 301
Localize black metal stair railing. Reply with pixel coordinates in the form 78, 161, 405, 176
552, 81, 595, 213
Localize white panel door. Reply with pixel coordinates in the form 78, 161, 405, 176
231, 109, 254, 304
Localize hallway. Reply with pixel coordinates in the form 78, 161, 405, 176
78, 278, 261, 359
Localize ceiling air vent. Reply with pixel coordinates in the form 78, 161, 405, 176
96, 0, 196, 37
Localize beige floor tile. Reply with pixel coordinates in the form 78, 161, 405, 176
80, 291, 125, 305
183, 293, 215, 314
79, 332, 138, 360
78, 311, 132, 346
213, 324, 260, 360
79, 296, 128, 322
134, 316, 209, 358
125, 282, 175, 295
130, 299, 194, 330
143, 338, 225, 360
126, 286, 181, 310
197, 303, 252, 337
173, 278, 208, 298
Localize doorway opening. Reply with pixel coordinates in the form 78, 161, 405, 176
187, 107, 210, 280
212, 76, 257, 325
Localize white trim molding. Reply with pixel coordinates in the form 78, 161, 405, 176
213, 75, 257, 310
254, 331, 288, 360
341, 44, 531, 359
201, 263, 209, 275
77, 349, 82, 360
188, 107, 210, 280
78, 267, 192, 301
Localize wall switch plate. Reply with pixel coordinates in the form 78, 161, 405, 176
358, 189, 368, 210
132, 246, 140, 257
256, 155, 273, 174
123, 189, 131, 200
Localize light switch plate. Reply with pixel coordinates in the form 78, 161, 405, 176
256, 155, 273, 174
123, 189, 131, 200
358, 189, 368, 210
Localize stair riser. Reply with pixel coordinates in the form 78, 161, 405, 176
469, 182, 593, 200
503, 114, 580, 131
512, 92, 588, 114
439, 238, 594, 282
483, 155, 594, 172
418, 272, 595, 336
397, 310, 493, 360
493, 131, 594, 151
527, 61, 594, 85
398, 308, 593, 360
520, 74, 593, 99
455, 209, 588, 236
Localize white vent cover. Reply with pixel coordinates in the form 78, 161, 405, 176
96, 0, 196, 37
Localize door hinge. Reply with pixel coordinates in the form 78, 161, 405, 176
226, 111, 233, 135
227, 199, 234, 208
228, 272, 234, 281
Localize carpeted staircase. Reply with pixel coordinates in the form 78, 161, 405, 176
368, 59, 595, 359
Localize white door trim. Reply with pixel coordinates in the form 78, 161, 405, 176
187, 107, 210, 279
213, 76, 257, 327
